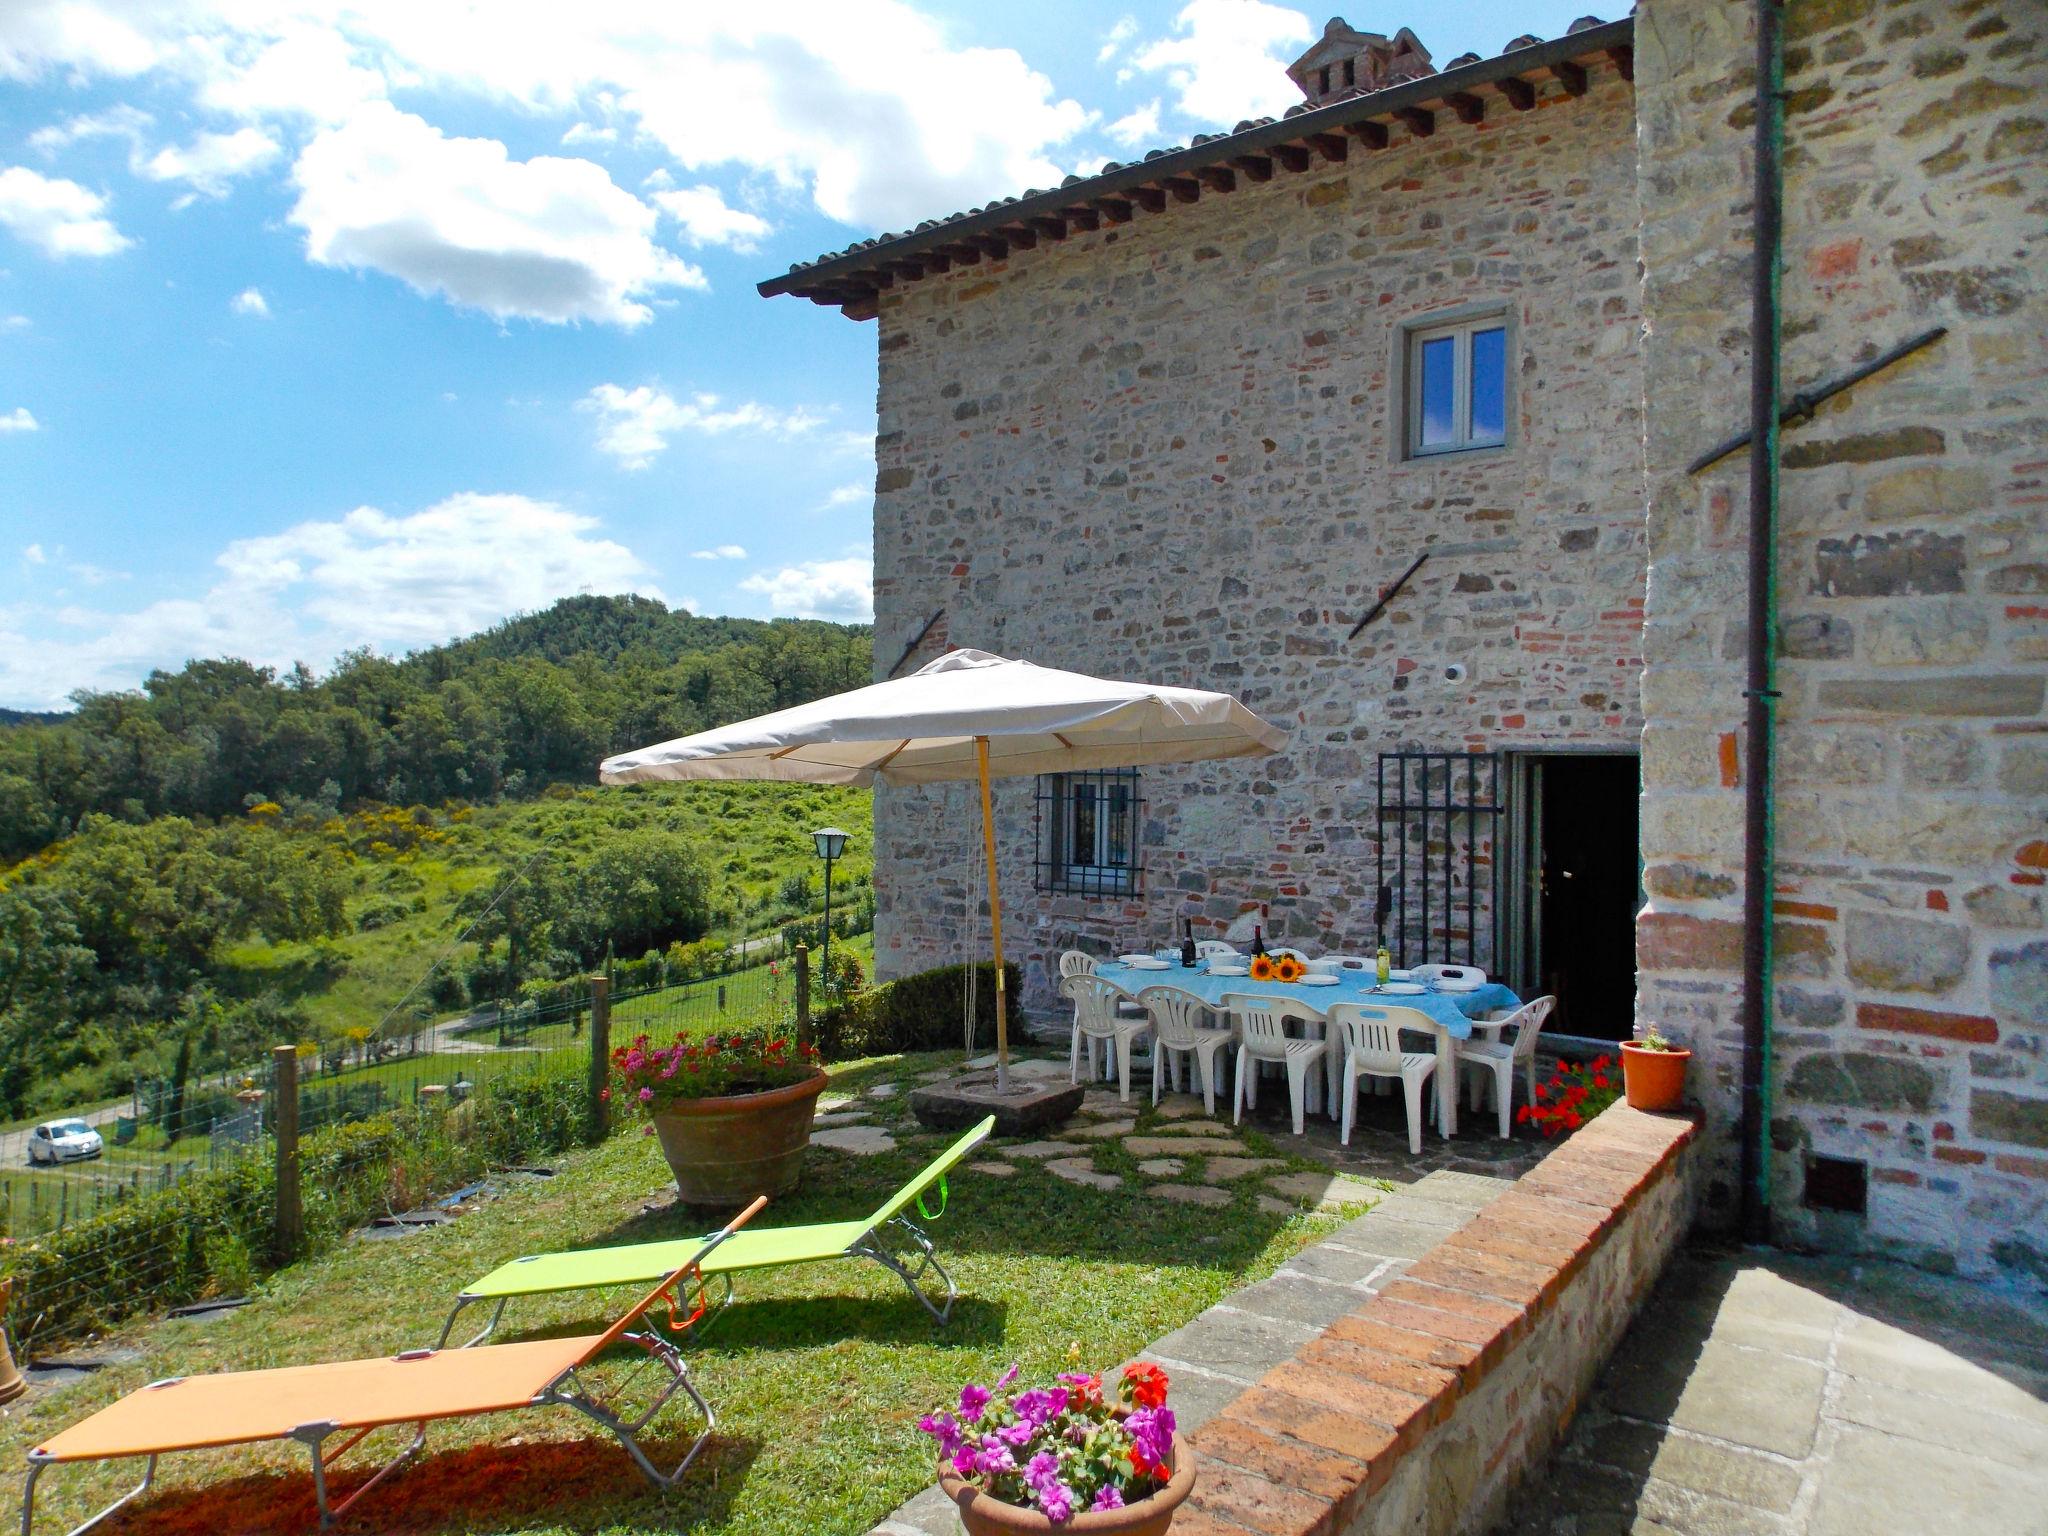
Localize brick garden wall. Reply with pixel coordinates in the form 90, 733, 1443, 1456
1632, 0, 2047, 1277
868, 62, 1646, 1016
1177, 1103, 1702, 1536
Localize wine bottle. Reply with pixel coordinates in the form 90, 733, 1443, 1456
1180, 918, 1197, 969
1252, 922, 1266, 958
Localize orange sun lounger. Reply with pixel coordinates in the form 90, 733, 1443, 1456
21, 1195, 766, 1535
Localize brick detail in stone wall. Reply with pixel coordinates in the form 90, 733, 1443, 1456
1632, 0, 2048, 1279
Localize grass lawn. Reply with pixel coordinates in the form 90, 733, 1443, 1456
1, 1050, 1368, 1536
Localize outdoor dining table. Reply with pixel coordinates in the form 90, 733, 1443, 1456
1095, 959, 1522, 1138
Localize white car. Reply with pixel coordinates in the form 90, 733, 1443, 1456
27, 1118, 104, 1165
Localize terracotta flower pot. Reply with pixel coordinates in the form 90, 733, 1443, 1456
937, 1434, 1196, 1536
1620, 1041, 1691, 1112
649, 1069, 827, 1206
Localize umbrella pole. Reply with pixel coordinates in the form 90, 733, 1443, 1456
974, 737, 1009, 1089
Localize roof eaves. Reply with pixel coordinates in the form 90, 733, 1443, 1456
757, 16, 1634, 306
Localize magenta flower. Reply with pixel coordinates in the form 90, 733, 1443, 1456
951, 1443, 979, 1480
1014, 1388, 1064, 1428
637, 1086, 655, 1103
998, 1421, 1034, 1448
1037, 1481, 1075, 1524
917, 1412, 964, 1457
974, 1442, 1017, 1477
1091, 1486, 1125, 1512
959, 1383, 991, 1422
994, 1363, 1021, 1390
1024, 1451, 1060, 1489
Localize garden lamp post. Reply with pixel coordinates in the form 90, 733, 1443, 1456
812, 826, 849, 986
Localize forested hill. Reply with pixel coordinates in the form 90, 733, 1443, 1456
0, 595, 871, 860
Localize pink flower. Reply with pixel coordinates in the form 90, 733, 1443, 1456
638, 1087, 655, 1103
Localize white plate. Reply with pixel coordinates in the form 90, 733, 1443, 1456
1126, 957, 1171, 970
1375, 982, 1426, 995
1207, 964, 1250, 976
1434, 977, 1483, 993
1387, 968, 1414, 981
1118, 953, 1153, 965
1296, 974, 1340, 986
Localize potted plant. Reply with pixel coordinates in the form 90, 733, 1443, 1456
1620, 1026, 1692, 1112
611, 1031, 826, 1205
921, 1361, 1195, 1533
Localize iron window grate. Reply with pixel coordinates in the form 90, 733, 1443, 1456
1035, 770, 1144, 897
1376, 751, 1504, 971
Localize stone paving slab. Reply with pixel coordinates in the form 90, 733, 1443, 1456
811, 1126, 898, 1155
1150, 1182, 1231, 1207
1044, 1157, 1120, 1190
1504, 1248, 2048, 1536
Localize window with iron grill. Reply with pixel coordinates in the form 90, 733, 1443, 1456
1035, 770, 1142, 896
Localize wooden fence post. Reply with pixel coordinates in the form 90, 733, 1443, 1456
272, 1044, 301, 1265
587, 974, 612, 1145
795, 943, 812, 1051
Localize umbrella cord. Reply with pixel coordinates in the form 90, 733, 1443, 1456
964, 791, 980, 1055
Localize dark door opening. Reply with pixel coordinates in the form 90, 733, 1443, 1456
1513, 754, 1641, 1042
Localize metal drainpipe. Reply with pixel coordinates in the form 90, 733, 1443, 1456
1739, 0, 1786, 1246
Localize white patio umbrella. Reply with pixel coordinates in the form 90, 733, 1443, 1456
598, 649, 1287, 1075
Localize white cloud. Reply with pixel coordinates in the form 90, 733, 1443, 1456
579, 382, 826, 470
28, 103, 152, 155
0, 407, 39, 433
1097, 16, 1139, 65
690, 544, 747, 560
560, 122, 616, 147
740, 555, 873, 622
289, 102, 702, 328
2, 4, 1094, 235
1129, 0, 1312, 125
0, 491, 659, 709
2, 315, 27, 330
1105, 100, 1162, 150
0, 165, 130, 257
22, 544, 45, 564
230, 285, 269, 316
651, 184, 771, 251
141, 126, 280, 199
819, 482, 870, 512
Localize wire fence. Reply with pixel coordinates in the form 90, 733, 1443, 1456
0, 952, 827, 1352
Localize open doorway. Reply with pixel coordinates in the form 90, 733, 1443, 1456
1506, 752, 1641, 1043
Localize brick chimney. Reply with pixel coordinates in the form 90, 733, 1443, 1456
1285, 18, 1433, 106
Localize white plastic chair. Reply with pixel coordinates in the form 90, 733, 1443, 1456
1265, 947, 1311, 963
1221, 993, 1327, 1136
1309, 954, 1373, 974
1453, 996, 1556, 1137
1195, 941, 1240, 960
1063, 973, 1153, 1102
1326, 1002, 1438, 1154
1137, 986, 1232, 1114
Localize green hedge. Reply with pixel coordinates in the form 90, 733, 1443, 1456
814, 961, 1021, 1061
1, 1063, 587, 1353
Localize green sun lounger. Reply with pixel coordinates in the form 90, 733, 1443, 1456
439, 1116, 994, 1347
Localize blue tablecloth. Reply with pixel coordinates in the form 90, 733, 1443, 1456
1094, 961, 1520, 1041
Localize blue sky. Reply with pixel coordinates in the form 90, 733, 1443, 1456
0, 0, 1606, 709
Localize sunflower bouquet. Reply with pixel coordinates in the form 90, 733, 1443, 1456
1247, 953, 1306, 983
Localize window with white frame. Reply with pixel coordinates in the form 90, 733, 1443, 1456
1405, 311, 1510, 457
1035, 770, 1142, 896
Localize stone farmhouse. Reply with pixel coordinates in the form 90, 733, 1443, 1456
760, 0, 2046, 1282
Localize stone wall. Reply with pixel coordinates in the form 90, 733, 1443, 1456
1632, 0, 2048, 1279
868, 62, 1645, 1017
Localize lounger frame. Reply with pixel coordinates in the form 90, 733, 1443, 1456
21, 1207, 760, 1535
